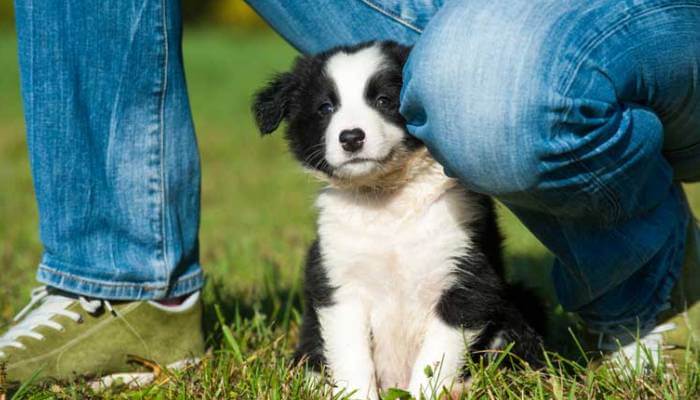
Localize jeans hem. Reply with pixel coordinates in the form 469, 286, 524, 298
36, 263, 204, 301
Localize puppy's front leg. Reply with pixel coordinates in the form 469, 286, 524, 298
318, 300, 378, 400
408, 317, 476, 399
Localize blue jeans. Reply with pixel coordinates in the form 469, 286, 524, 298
14, 0, 700, 333
247, 0, 700, 332
14, 0, 203, 299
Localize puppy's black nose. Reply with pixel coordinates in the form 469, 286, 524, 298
339, 129, 365, 152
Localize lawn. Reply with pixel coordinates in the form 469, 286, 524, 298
1, 26, 700, 399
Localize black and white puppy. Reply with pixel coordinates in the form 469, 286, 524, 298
253, 41, 543, 399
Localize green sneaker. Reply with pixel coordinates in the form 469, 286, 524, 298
0, 287, 205, 389
593, 217, 700, 373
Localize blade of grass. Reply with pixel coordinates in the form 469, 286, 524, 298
215, 304, 243, 364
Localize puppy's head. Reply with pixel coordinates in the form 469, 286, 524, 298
253, 41, 422, 188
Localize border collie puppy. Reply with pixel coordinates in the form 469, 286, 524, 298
253, 41, 543, 399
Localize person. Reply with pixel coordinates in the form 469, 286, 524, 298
2, 0, 699, 385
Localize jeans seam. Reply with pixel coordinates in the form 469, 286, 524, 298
558, 226, 595, 297
556, 135, 623, 223
157, 0, 171, 285
26, 0, 35, 150
356, 0, 424, 33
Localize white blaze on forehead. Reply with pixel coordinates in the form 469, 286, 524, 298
324, 44, 386, 111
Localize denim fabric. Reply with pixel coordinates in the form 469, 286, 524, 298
248, 0, 700, 332
14, 0, 203, 300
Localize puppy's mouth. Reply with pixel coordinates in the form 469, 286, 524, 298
340, 157, 381, 166
334, 158, 382, 178
339, 149, 396, 167
330, 150, 400, 181
336, 151, 396, 172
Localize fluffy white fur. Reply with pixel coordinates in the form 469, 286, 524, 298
316, 152, 482, 398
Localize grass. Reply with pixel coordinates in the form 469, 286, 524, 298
1, 26, 700, 399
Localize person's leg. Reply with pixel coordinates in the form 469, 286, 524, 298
1, 0, 204, 385
245, 0, 422, 53
400, 0, 700, 337
15, 0, 202, 300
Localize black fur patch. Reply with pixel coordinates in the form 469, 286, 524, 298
437, 195, 544, 369
294, 240, 334, 370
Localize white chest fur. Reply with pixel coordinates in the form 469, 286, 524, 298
315, 158, 481, 390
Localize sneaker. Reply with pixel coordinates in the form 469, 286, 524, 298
594, 217, 700, 374
0, 287, 205, 388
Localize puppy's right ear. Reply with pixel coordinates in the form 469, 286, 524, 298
252, 72, 297, 135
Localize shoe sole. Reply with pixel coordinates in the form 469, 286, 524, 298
88, 358, 201, 390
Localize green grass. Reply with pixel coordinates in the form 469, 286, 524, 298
1, 27, 700, 399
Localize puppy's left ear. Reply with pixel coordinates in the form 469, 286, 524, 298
252, 72, 297, 135
381, 41, 412, 67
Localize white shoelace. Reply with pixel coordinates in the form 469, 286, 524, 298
0, 286, 114, 358
596, 321, 678, 373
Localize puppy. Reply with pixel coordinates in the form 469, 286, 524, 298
253, 41, 543, 399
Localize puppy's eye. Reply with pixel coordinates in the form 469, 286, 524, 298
375, 95, 392, 109
318, 102, 334, 116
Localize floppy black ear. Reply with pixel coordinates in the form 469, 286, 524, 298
381, 41, 412, 68
252, 72, 297, 135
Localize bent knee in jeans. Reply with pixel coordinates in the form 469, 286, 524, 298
400, 0, 700, 226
